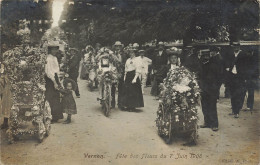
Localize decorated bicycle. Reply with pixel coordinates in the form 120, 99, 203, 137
3, 20, 52, 143
156, 48, 200, 145
95, 47, 121, 117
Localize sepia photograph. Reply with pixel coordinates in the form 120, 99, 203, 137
0, 0, 259, 164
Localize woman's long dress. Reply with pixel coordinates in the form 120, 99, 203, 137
45, 54, 63, 121
122, 57, 144, 108
45, 76, 63, 120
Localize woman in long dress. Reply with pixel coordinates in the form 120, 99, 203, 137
122, 49, 144, 111
45, 46, 63, 123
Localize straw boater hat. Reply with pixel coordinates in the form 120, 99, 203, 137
158, 41, 164, 46
231, 42, 240, 46
169, 47, 182, 56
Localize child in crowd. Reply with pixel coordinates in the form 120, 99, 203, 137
59, 78, 77, 124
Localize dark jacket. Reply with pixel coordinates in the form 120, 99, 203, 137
152, 49, 168, 71
198, 54, 223, 95
226, 50, 248, 81
151, 49, 168, 81
68, 54, 81, 79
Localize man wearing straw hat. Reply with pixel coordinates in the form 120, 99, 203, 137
113, 41, 127, 109
135, 49, 152, 94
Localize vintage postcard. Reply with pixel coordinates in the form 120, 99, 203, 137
0, 0, 259, 165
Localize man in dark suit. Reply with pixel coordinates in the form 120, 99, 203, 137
198, 47, 223, 131
151, 42, 168, 97
242, 46, 259, 111
225, 43, 247, 118
68, 48, 81, 98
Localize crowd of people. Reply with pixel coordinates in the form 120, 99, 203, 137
78, 40, 258, 132
0, 39, 258, 132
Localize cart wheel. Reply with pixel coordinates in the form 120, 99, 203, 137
38, 122, 45, 143
157, 104, 164, 137
43, 101, 51, 136
7, 130, 15, 144
45, 119, 51, 136
157, 124, 164, 137
189, 124, 198, 145
165, 114, 172, 144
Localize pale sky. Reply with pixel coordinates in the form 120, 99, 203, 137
52, 0, 66, 28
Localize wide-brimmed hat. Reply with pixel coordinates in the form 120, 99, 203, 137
114, 41, 123, 46
69, 48, 78, 52
158, 41, 164, 46
170, 47, 182, 55
231, 42, 240, 46
133, 43, 139, 48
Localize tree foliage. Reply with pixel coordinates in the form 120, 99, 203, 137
60, 0, 259, 49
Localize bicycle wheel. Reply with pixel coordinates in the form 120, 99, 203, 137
104, 84, 111, 117
189, 124, 198, 145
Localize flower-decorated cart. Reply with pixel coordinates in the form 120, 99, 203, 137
3, 45, 52, 143
3, 20, 52, 143
156, 66, 200, 144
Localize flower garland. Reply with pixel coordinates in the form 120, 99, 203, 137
97, 69, 119, 85
93, 47, 121, 84
156, 66, 200, 137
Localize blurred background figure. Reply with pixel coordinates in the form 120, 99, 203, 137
150, 41, 168, 98
68, 48, 81, 98
135, 49, 152, 94
0, 63, 12, 129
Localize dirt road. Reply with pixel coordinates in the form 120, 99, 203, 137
1, 79, 259, 165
